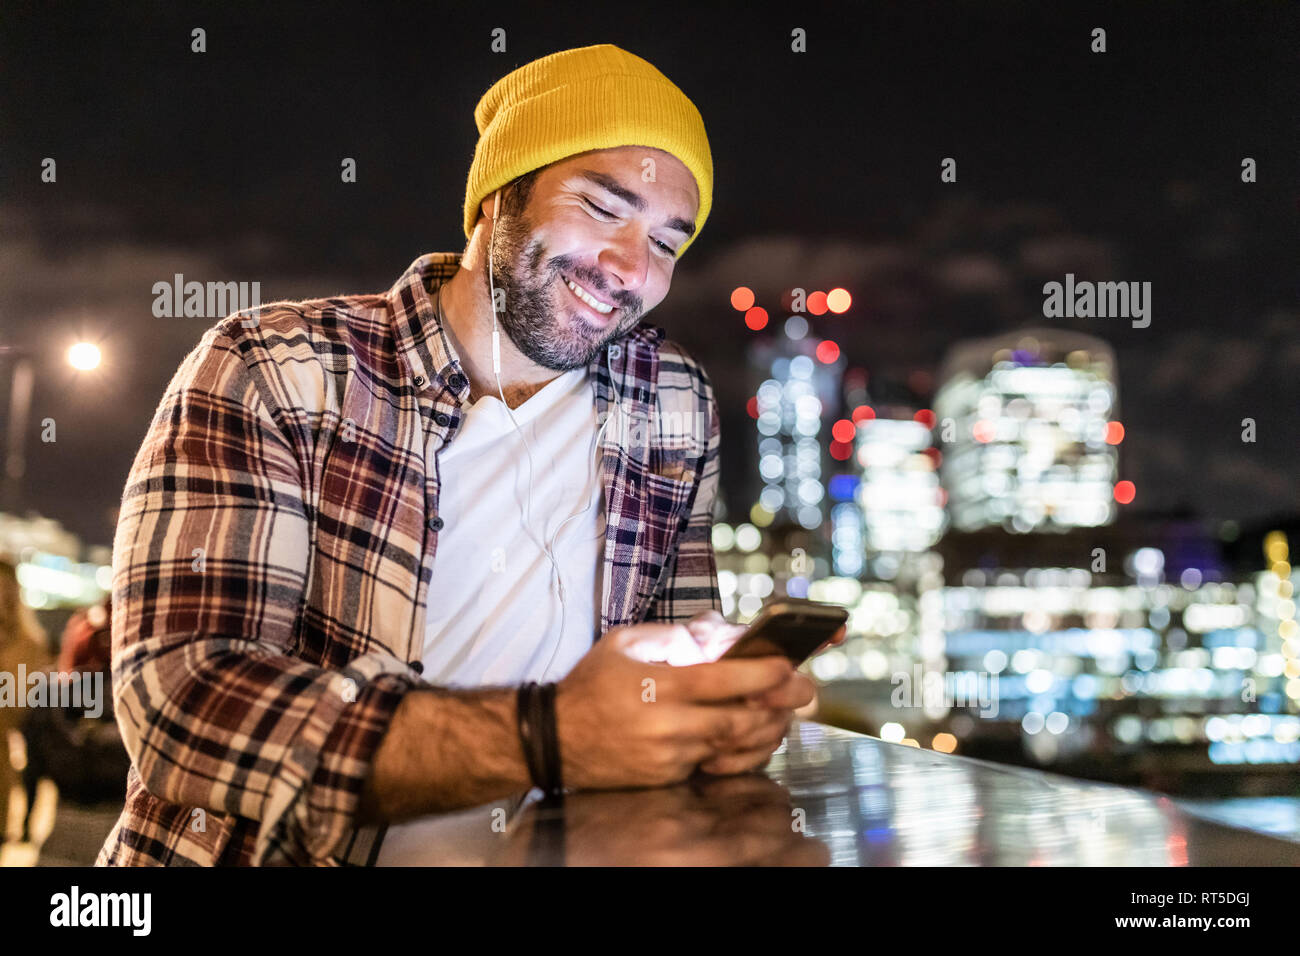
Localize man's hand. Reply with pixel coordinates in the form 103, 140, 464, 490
556, 610, 850, 787
555, 620, 794, 790
680, 610, 847, 776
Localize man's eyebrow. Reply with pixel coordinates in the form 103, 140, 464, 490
577, 170, 696, 238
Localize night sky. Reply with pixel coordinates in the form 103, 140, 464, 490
1, 0, 1297, 547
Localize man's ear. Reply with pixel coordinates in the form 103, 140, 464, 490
480, 193, 498, 222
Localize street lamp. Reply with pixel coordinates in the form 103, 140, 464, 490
67, 342, 102, 371
2, 342, 104, 513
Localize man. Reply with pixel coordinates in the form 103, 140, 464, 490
98, 43, 839, 867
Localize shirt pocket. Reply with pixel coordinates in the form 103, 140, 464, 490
640, 452, 699, 519
645, 441, 700, 486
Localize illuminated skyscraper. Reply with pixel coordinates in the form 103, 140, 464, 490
854, 412, 948, 560
933, 328, 1122, 533
748, 334, 843, 533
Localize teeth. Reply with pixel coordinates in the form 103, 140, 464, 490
565, 277, 614, 314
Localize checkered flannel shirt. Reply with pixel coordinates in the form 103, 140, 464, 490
96, 252, 722, 866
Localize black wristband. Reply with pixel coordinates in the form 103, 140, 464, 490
515, 682, 545, 791
538, 681, 563, 795
530, 683, 549, 789
518, 680, 564, 796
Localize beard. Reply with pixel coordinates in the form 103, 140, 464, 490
484, 207, 644, 371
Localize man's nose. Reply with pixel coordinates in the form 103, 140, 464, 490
598, 230, 650, 294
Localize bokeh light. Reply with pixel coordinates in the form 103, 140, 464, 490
826, 288, 851, 313
831, 419, 856, 443
68, 342, 102, 370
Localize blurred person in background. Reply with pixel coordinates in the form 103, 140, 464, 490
0, 558, 53, 846
58, 598, 113, 678
18, 595, 129, 847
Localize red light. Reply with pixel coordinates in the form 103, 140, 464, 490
831, 419, 856, 443
746, 396, 759, 418
826, 288, 851, 313
972, 420, 995, 443
816, 340, 840, 363
730, 286, 754, 311
922, 447, 942, 467
914, 408, 936, 429
744, 306, 768, 330
1106, 421, 1125, 444
808, 291, 829, 315
851, 405, 876, 423
830, 440, 853, 460
937, 487, 948, 506
1114, 480, 1136, 504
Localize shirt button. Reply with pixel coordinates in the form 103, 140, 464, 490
410, 661, 424, 675
434, 412, 451, 427
428, 515, 444, 532
413, 375, 426, 387
448, 373, 467, 391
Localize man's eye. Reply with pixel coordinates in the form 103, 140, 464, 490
583, 196, 675, 257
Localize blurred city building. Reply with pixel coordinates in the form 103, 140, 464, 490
717, 319, 1300, 798
933, 328, 1120, 533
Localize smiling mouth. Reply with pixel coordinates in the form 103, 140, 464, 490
562, 274, 617, 317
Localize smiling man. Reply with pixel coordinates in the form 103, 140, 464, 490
460, 155, 698, 382
98, 43, 836, 867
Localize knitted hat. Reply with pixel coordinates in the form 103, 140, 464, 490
464, 43, 713, 257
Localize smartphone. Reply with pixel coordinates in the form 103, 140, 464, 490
719, 598, 849, 665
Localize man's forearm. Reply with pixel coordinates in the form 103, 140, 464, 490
355, 685, 530, 825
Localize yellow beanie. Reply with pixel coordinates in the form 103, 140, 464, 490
464, 43, 713, 257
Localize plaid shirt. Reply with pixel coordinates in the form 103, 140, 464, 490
97, 252, 721, 866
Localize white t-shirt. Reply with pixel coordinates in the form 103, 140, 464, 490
419, 364, 606, 686
374, 365, 605, 865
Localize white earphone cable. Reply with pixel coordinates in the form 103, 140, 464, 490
486, 187, 625, 681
